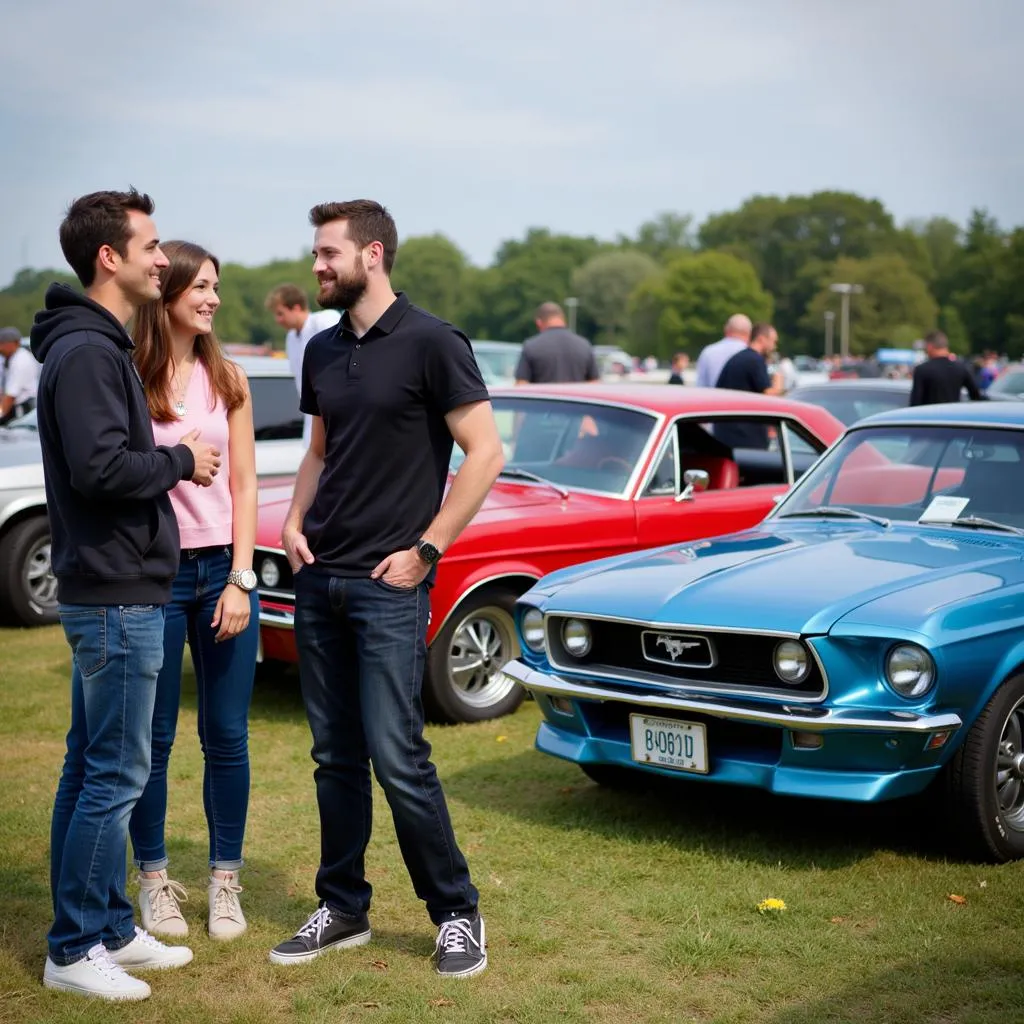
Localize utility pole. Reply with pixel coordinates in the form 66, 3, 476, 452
564, 296, 579, 333
829, 283, 864, 359
824, 311, 835, 360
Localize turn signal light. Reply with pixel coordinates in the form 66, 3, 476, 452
790, 731, 824, 750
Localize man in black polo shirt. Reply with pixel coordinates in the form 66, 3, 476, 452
270, 200, 504, 979
910, 331, 985, 405
714, 322, 783, 449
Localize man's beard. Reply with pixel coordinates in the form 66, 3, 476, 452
317, 266, 368, 311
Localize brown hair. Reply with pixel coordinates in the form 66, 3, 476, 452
133, 241, 246, 423
264, 284, 308, 311
308, 199, 398, 274
59, 187, 155, 287
750, 322, 775, 344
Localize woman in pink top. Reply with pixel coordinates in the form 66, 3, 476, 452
129, 241, 258, 941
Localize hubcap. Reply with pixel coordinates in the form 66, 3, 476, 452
24, 538, 58, 614
996, 698, 1024, 831
447, 606, 519, 709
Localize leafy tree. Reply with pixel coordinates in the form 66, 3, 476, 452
802, 254, 938, 356
390, 234, 468, 324
620, 212, 694, 262
0, 268, 78, 336
570, 251, 660, 347
627, 251, 773, 361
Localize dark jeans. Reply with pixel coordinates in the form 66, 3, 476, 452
49, 603, 165, 965
294, 571, 478, 925
130, 546, 258, 871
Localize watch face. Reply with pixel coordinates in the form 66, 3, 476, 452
238, 569, 258, 591
418, 541, 441, 564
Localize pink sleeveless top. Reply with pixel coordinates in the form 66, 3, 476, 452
151, 360, 234, 549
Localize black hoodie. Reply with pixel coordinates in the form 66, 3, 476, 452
30, 284, 197, 605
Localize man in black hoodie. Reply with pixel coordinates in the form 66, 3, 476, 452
31, 189, 220, 1001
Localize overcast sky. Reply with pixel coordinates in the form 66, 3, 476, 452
3, 0, 1022, 287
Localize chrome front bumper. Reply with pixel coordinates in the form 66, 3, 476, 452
259, 606, 295, 631
501, 660, 963, 735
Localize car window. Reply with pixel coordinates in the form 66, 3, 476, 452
643, 431, 678, 496
249, 377, 302, 441
779, 425, 1024, 527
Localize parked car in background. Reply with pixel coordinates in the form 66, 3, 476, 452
788, 379, 914, 426
471, 340, 522, 388
986, 364, 1024, 400
253, 385, 844, 724
507, 401, 1024, 861
0, 356, 304, 628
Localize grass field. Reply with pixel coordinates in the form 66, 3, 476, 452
2, 623, 1023, 1024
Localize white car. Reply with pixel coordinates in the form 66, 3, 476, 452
0, 356, 303, 627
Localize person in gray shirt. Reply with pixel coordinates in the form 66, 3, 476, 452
514, 302, 599, 384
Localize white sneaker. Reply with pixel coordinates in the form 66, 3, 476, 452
138, 870, 189, 937
208, 872, 247, 940
43, 943, 151, 1001
105, 926, 193, 970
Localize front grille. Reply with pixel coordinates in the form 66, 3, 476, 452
546, 616, 825, 699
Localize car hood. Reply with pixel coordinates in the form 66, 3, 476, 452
533, 522, 1024, 636
0, 431, 44, 486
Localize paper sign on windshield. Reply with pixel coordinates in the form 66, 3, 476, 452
920, 496, 970, 523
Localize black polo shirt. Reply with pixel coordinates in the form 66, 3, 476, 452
299, 293, 490, 575
715, 346, 771, 450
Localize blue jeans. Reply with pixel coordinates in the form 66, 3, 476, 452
294, 571, 478, 925
48, 604, 165, 965
129, 546, 258, 871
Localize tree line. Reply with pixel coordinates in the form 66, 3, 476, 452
2, 191, 1021, 360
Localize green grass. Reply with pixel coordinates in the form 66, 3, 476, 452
2, 624, 1024, 1023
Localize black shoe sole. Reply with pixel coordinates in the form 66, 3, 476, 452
268, 929, 371, 965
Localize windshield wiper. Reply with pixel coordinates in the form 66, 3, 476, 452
779, 506, 890, 528
926, 515, 1024, 537
498, 467, 569, 499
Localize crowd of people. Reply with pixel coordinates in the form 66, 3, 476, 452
32, 190, 500, 1002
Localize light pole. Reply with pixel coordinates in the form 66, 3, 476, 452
823, 311, 835, 360
565, 296, 579, 334
829, 283, 864, 359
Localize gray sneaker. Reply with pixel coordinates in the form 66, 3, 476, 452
434, 914, 487, 978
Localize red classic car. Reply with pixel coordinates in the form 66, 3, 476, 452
253, 384, 844, 723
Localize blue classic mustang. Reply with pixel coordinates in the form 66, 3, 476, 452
503, 403, 1024, 861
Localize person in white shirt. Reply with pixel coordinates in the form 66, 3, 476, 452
694, 313, 752, 388
264, 286, 341, 446
0, 326, 39, 423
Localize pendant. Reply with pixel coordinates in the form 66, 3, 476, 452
174, 400, 187, 417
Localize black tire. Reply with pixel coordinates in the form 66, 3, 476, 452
944, 672, 1024, 862
580, 763, 652, 791
0, 517, 59, 627
424, 586, 525, 724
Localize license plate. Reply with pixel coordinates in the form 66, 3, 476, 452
629, 715, 708, 774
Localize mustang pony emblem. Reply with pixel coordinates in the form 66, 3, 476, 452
656, 636, 701, 661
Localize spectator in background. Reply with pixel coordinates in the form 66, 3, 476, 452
264, 285, 340, 446
0, 326, 39, 424
695, 314, 752, 387
514, 301, 599, 384
910, 331, 984, 405
714, 322, 783, 449
668, 351, 689, 385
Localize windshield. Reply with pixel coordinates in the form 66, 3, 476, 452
452, 396, 657, 495
988, 371, 1024, 396
774, 424, 1024, 530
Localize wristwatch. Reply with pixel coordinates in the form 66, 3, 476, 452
415, 540, 443, 566
226, 568, 258, 592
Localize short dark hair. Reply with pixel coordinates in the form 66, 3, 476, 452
59, 188, 155, 287
534, 301, 565, 323
265, 284, 308, 311
308, 199, 398, 274
925, 330, 949, 349
750, 322, 775, 344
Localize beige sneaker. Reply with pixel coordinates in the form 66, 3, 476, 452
208, 872, 247, 940
137, 871, 189, 938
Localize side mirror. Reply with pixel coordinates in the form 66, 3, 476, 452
676, 468, 710, 502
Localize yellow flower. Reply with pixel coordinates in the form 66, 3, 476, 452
757, 898, 787, 915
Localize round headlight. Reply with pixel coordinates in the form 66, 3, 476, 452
886, 644, 935, 698
562, 618, 592, 658
774, 640, 810, 684
521, 608, 546, 652
259, 557, 280, 588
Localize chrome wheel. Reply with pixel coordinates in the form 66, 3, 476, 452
446, 604, 519, 710
996, 697, 1024, 831
24, 536, 57, 614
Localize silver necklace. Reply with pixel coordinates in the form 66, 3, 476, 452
171, 359, 193, 418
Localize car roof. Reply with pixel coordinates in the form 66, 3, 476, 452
789, 379, 911, 393
232, 355, 294, 377
490, 383, 830, 417
854, 402, 1024, 429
